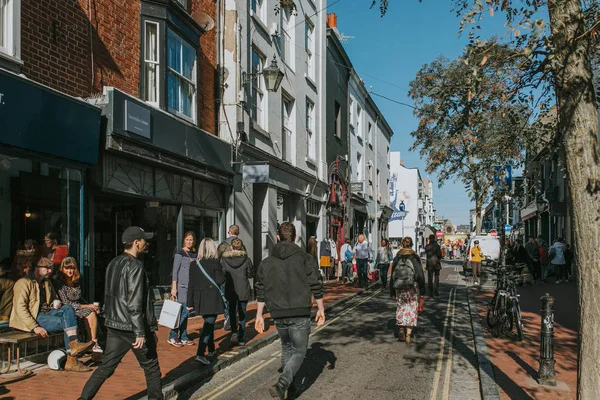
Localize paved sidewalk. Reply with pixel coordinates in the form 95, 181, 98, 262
472, 282, 578, 399
0, 281, 364, 400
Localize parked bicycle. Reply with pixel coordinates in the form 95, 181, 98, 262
486, 264, 525, 341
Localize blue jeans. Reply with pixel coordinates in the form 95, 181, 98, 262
220, 283, 229, 321
228, 299, 248, 340
356, 259, 369, 286
169, 303, 190, 341
378, 263, 389, 287
197, 315, 217, 356
275, 317, 310, 387
36, 305, 78, 349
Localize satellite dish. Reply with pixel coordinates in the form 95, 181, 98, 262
192, 12, 215, 32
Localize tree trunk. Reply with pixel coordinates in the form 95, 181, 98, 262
474, 179, 483, 235
548, 1, 600, 397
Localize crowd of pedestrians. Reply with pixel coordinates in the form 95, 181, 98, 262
504, 235, 573, 284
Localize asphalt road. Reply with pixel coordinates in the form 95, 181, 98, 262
181, 263, 481, 400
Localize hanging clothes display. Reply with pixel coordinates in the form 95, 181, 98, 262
319, 239, 332, 268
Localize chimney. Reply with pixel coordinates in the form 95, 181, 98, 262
327, 13, 337, 29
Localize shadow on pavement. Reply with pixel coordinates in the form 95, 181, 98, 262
294, 342, 337, 396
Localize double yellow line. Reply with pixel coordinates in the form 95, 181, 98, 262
196, 289, 383, 400
430, 288, 457, 400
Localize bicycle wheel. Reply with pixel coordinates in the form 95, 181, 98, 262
512, 300, 524, 341
493, 295, 506, 338
487, 297, 498, 328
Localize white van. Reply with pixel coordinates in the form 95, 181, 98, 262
464, 235, 501, 271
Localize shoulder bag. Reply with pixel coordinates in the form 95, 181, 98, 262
195, 259, 227, 306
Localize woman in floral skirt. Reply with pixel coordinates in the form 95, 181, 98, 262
389, 237, 425, 344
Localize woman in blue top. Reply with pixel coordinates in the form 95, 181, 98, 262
168, 231, 196, 347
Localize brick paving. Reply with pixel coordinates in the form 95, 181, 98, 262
0, 281, 363, 400
473, 281, 578, 399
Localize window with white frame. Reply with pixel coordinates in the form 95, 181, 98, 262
143, 21, 160, 106
356, 152, 363, 181
368, 164, 373, 196
0, 0, 19, 58
306, 98, 316, 160
251, 48, 266, 128
282, 94, 295, 163
305, 20, 315, 80
167, 29, 197, 121
252, 0, 266, 23
334, 101, 342, 138
349, 98, 355, 136
367, 122, 373, 145
281, 7, 295, 70
356, 105, 362, 140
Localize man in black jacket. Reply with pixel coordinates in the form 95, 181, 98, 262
79, 226, 162, 400
255, 222, 325, 400
425, 235, 442, 297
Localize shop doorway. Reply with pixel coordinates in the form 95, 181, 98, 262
92, 198, 178, 302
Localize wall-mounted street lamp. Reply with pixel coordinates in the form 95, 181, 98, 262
243, 55, 284, 93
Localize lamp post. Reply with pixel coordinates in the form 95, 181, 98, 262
415, 220, 420, 252
243, 55, 285, 93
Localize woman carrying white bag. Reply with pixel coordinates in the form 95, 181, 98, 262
167, 231, 197, 347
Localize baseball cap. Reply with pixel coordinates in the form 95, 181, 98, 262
474, 240, 479, 244
122, 226, 154, 244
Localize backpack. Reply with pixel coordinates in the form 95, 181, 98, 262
392, 255, 416, 290
344, 247, 353, 262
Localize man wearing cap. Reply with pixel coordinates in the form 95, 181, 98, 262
80, 227, 163, 400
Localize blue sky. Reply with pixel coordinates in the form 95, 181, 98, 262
328, 1, 509, 225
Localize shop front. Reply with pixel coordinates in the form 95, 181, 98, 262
88, 88, 233, 301
240, 156, 327, 266
0, 70, 101, 274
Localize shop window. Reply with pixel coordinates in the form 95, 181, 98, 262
167, 28, 197, 122
0, 152, 81, 266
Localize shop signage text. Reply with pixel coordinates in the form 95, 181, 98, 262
124, 100, 151, 139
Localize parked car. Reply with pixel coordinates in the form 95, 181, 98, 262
463, 235, 501, 273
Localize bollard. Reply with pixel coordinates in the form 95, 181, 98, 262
538, 293, 557, 386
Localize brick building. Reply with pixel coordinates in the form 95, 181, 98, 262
1, 0, 234, 300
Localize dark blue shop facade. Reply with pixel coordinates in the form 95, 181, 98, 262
0, 69, 101, 273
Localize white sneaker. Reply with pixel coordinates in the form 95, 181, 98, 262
556, 280, 562, 284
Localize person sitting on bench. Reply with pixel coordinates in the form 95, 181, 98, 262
10, 256, 94, 372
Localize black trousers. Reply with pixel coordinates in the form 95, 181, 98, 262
79, 328, 163, 400
427, 269, 440, 297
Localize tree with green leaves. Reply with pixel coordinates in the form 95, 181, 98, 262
377, 0, 600, 396
408, 40, 533, 235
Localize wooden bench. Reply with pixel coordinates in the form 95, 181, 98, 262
0, 330, 63, 376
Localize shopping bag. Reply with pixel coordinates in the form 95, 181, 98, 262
417, 296, 425, 312
368, 261, 377, 273
158, 299, 182, 329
